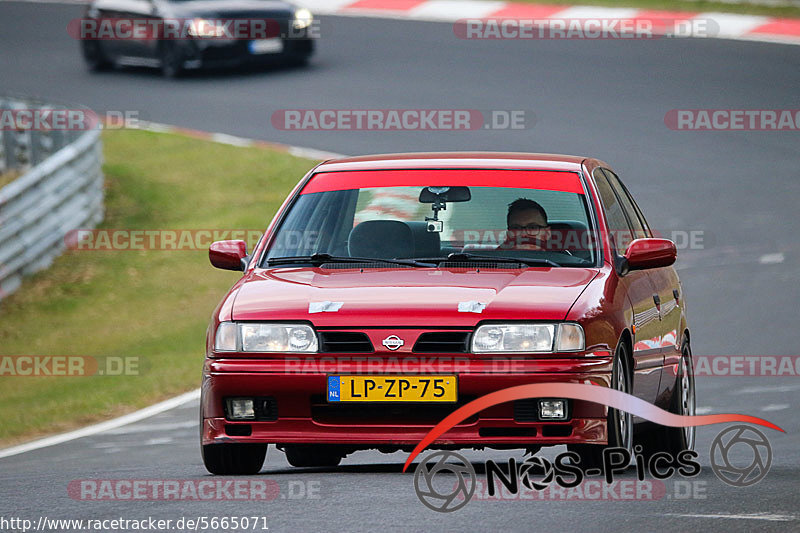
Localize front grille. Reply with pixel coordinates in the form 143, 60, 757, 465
319, 331, 374, 353
413, 332, 471, 353
311, 395, 478, 425
514, 399, 540, 422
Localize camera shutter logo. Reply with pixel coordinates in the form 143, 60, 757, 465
382, 335, 404, 351
413, 451, 476, 512
710, 425, 772, 487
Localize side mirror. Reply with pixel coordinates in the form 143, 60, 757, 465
209, 240, 247, 271
624, 238, 677, 271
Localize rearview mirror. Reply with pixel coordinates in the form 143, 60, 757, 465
624, 238, 676, 271
419, 186, 471, 203
209, 240, 247, 271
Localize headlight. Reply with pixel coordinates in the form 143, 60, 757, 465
214, 322, 318, 352
188, 18, 226, 38
293, 8, 313, 30
471, 323, 584, 353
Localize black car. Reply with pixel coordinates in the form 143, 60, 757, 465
79, 0, 315, 76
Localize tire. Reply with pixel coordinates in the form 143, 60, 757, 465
283, 445, 343, 467
159, 41, 185, 78
635, 336, 695, 460
568, 341, 633, 470
81, 40, 112, 71
202, 443, 267, 475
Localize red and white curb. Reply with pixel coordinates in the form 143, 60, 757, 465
302, 0, 800, 45
4, 0, 799, 44
129, 120, 345, 160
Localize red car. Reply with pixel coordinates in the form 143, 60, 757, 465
201, 153, 695, 474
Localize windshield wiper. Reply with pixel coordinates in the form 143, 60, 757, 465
266, 253, 435, 268
421, 252, 560, 268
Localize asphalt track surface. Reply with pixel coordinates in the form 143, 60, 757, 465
1, 2, 799, 531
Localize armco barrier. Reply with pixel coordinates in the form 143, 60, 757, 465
0, 98, 104, 300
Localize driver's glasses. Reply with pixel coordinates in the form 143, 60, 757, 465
509, 223, 548, 231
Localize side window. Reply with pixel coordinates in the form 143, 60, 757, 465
603, 169, 651, 239
592, 168, 634, 254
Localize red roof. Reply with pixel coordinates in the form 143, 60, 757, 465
316, 152, 596, 173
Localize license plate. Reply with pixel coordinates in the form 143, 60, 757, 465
327, 375, 457, 402
249, 38, 283, 54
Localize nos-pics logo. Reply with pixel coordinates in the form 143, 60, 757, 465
413, 424, 773, 512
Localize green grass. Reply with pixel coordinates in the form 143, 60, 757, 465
0, 129, 317, 446
0, 169, 22, 189
512, 0, 800, 20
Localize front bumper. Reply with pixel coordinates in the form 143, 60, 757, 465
201, 355, 614, 449
179, 38, 314, 70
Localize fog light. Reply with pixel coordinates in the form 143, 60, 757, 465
228, 398, 255, 420
539, 399, 567, 420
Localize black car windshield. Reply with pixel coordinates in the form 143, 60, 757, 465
262, 184, 599, 268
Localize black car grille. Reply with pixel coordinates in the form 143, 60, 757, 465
514, 399, 540, 422
413, 332, 471, 353
319, 331, 374, 353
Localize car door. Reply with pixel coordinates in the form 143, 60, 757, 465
593, 168, 662, 404
88, 0, 124, 60
112, 0, 161, 61
604, 169, 683, 372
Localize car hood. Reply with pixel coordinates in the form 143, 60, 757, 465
231, 267, 600, 327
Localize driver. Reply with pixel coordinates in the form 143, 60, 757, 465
498, 198, 552, 251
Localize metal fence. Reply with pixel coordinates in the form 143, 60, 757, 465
0, 97, 104, 300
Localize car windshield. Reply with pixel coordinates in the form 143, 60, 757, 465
262, 170, 599, 268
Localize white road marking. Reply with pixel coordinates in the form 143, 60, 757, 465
0, 390, 200, 459
144, 437, 173, 445
667, 513, 797, 522
210, 132, 254, 148
759, 252, 785, 264
102, 420, 198, 435
697, 12, 770, 37
410, 1, 508, 21
760, 403, 790, 411
696, 406, 713, 414
550, 6, 640, 19
287, 146, 344, 160
740, 383, 800, 394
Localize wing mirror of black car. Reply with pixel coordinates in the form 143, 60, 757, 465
209, 240, 248, 271
418, 186, 471, 203
617, 238, 677, 275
